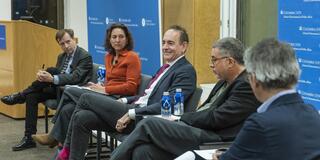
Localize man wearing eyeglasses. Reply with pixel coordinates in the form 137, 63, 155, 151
110, 37, 261, 160
0, 29, 93, 151
213, 38, 320, 160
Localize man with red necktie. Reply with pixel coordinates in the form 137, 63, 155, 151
54, 25, 197, 160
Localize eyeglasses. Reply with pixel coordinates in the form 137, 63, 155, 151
211, 56, 229, 65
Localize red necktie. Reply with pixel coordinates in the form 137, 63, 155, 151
147, 64, 170, 89
133, 64, 170, 104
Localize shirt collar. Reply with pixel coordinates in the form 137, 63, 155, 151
68, 46, 77, 58
167, 55, 185, 66
257, 89, 296, 113
118, 50, 129, 57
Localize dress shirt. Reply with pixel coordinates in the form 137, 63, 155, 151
53, 46, 77, 85
128, 55, 185, 119
257, 89, 296, 113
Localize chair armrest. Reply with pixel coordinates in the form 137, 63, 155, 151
199, 141, 233, 150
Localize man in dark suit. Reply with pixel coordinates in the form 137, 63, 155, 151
0, 29, 93, 151
110, 37, 261, 160
214, 38, 320, 160
53, 25, 197, 160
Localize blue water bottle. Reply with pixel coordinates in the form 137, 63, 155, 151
161, 92, 171, 118
97, 66, 106, 85
174, 88, 184, 115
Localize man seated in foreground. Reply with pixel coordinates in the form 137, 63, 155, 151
214, 38, 320, 160
110, 37, 261, 160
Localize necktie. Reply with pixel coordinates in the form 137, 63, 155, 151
133, 64, 170, 104
60, 55, 71, 74
147, 64, 170, 88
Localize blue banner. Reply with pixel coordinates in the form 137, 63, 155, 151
279, 0, 320, 112
0, 25, 6, 49
87, 0, 162, 75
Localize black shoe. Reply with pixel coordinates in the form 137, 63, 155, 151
12, 136, 36, 151
1, 92, 25, 105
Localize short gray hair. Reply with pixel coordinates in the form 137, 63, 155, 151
244, 38, 300, 89
212, 37, 245, 65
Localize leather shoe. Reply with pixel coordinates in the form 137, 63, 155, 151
1, 92, 25, 105
32, 133, 58, 148
12, 136, 36, 151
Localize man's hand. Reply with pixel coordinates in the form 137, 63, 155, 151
212, 152, 219, 160
37, 70, 53, 83
212, 148, 227, 160
116, 98, 126, 104
115, 113, 132, 132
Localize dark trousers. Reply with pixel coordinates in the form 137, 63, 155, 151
63, 93, 135, 160
50, 87, 96, 143
110, 117, 221, 160
23, 67, 60, 136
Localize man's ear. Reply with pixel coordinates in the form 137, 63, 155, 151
181, 41, 188, 53
251, 74, 260, 89
227, 57, 236, 68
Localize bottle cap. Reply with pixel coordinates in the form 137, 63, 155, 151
163, 91, 169, 95
176, 88, 182, 92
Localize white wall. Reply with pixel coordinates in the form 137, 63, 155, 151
64, 0, 88, 50
0, 0, 11, 20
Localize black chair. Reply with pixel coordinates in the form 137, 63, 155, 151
185, 87, 203, 112
43, 63, 100, 133
136, 74, 153, 96
199, 140, 233, 150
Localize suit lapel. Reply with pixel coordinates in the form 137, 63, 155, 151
205, 70, 247, 108
149, 57, 187, 97
70, 46, 80, 72
199, 81, 226, 107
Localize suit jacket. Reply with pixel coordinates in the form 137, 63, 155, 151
221, 93, 320, 160
55, 46, 93, 86
181, 71, 261, 140
131, 57, 197, 115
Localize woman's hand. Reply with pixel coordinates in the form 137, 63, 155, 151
86, 82, 106, 93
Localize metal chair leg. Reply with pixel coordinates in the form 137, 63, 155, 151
44, 105, 49, 133
96, 131, 101, 160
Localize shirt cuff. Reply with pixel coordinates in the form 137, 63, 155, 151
53, 75, 59, 85
128, 109, 136, 120
120, 98, 128, 104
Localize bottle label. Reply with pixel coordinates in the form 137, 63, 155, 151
97, 67, 106, 85
174, 93, 184, 115
161, 96, 171, 118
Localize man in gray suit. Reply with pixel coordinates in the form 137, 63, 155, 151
110, 37, 261, 160
54, 25, 197, 160
0, 29, 93, 151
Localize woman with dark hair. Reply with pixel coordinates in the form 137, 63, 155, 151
88, 23, 141, 95
32, 23, 141, 152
